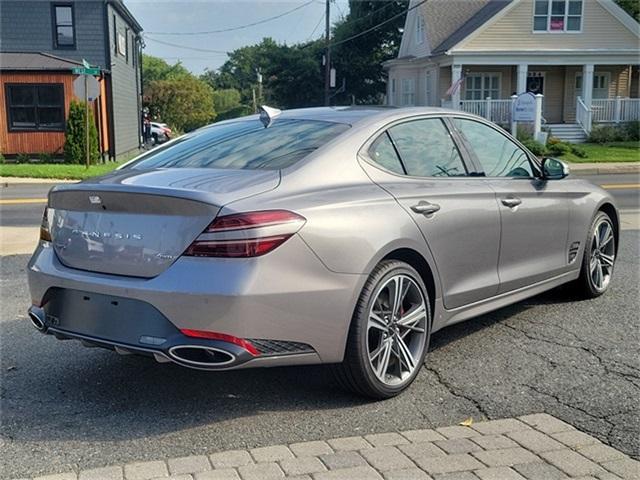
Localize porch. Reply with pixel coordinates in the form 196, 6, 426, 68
439, 63, 639, 140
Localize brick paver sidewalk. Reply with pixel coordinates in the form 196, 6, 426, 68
21, 414, 640, 480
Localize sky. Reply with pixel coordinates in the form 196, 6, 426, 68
127, 0, 350, 74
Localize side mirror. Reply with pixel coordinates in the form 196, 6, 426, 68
542, 157, 569, 180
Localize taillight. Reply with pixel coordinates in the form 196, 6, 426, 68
184, 210, 306, 258
40, 207, 52, 242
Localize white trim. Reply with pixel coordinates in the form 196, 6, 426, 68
532, 0, 584, 34
449, 52, 640, 66
597, 0, 640, 37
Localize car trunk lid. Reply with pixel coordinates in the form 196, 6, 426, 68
48, 168, 280, 278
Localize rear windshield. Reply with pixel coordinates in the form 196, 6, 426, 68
129, 119, 350, 171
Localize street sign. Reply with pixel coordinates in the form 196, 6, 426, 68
72, 67, 100, 76
513, 92, 536, 122
73, 75, 100, 101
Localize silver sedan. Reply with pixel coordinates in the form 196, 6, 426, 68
27, 107, 618, 398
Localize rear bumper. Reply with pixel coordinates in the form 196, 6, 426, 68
27, 236, 366, 366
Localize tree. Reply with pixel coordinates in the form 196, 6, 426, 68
142, 54, 190, 91
146, 75, 215, 132
615, 0, 639, 21
64, 100, 100, 164
212, 38, 325, 109
330, 1, 409, 104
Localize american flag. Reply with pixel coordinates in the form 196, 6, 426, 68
446, 73, 465, 97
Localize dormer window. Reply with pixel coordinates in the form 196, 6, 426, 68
534, 0, 582, 32
416, 14, 425, 44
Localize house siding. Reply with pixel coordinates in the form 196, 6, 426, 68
0, 0, 106, 68
106, 3, 141, 157
0, 72, 74, 155
457, 0, 639, 51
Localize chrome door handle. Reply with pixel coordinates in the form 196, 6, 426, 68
411, 201, 441, 215
501, 197, 522, 208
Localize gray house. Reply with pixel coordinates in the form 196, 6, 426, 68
0, 0, 143, 159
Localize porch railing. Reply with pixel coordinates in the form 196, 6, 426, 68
576, 96, 592, 134
592, 97, 640, 123
456, 98, 513, 123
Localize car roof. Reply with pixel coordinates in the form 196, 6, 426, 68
276, 106, 453, 125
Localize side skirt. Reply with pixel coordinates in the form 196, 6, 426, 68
433, 270, 580, 332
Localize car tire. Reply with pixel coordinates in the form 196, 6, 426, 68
334, 260, 431, 399
574, 211, 616, 299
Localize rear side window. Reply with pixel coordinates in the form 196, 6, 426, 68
368, 132, 405, 174
130, 119, 350, 171
388, 118, 467, 177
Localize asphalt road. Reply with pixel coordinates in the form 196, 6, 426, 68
0, 173, 639, 228
1, 231, 638, 478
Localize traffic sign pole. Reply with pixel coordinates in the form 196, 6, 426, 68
85, 75, 89, 169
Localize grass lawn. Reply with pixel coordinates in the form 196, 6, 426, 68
560, 141, 640, 163
0, 161, 125, 180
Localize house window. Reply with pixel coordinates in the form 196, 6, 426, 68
416, 14, 425, 45
5, 84, 65, 131
464, 74, 500, 100
401, 78, 415, 106
576, 73, 610, 99
53, 4, 75, 48
534, 0, 582, 32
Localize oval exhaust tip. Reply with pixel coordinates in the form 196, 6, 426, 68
168, 345, 235, 367
28, 311, 47, 332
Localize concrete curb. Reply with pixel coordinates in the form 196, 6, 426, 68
17, 414, 639, 480
566, 162, 640, 175
1, 176, 78, 185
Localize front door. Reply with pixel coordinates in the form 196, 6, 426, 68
360, 117, 501, 309
451, 117, 570, 293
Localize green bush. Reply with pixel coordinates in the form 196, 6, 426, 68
64, 100, 100, 164
570, 145, 588, 158
38, 152, 53, 163
588, 125, 627, 143
547, 141, 571, 156
0, 153, 5, 164
16, 153, 30, 164
622, 121, 640, 141
521, 138, 547, 156
516, 125, 534, 142
215, 104, 253, 122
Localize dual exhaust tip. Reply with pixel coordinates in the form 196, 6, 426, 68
27, 307, 237, 368
28, 308, 47, 333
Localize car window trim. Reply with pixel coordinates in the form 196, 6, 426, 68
450, 116, 542, 179
359, 115, 480, 180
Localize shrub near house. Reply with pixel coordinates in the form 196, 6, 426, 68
64, 100, 100, 165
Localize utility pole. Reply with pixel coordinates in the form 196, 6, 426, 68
324, 0, 331, 106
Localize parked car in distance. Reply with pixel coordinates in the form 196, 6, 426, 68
150, 122, 171, 144
27, 106, 618, 399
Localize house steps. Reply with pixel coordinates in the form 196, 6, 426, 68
547, 124, 588, 143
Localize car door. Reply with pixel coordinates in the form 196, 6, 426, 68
451, 117, 570, 293
359, 116, 501, 310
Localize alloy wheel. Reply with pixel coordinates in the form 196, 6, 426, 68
366, 274, 427, 386
589, 218, 615, 292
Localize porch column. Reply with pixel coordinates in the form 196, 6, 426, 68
517, 63, 528, 94
451, 64, 462, 108
582, 64, 595, 108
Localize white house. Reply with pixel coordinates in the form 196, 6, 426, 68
384, 0, 640, 141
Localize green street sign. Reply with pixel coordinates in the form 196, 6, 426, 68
72, 67, 100, 75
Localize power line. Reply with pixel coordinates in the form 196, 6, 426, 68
307, 12, 326, 42
144, 36, 229, 54
326, 0, 427, 49
145, 1, 316, 36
